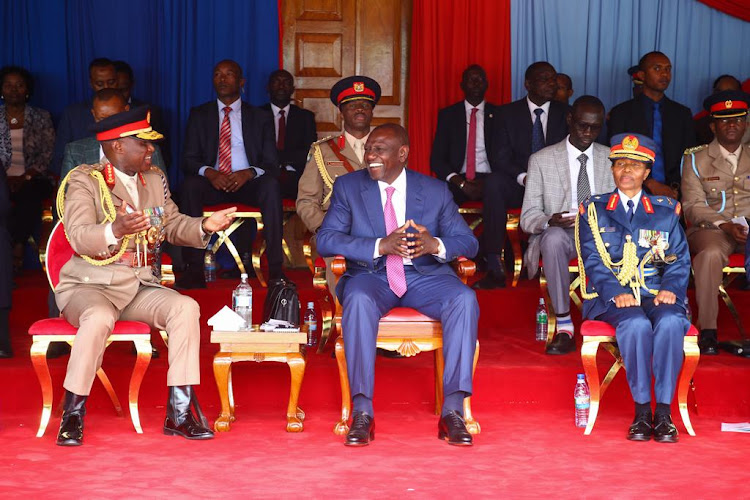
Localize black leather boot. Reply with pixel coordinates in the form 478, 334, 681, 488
56, 390, 87, 446
163, 386, 214, 440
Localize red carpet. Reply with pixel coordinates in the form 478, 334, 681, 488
3, 270, 750, 497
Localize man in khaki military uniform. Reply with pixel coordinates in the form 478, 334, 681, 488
296, 76, 381, 291
681, 90, 750, 355
55, 107, 235, 446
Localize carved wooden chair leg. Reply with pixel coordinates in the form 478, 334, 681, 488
464, 340, 481, 435
333, 337, 351, 435
30, 339, 53, 437
286, 353, 306, 432
679, 337, 700, 436
581, 338, 602, 435
129, 338, 152, 434
317, 293, 334, 354
213, 352, 233, 432
434, 347, 445, 415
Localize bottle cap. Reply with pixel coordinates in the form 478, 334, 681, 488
241, 273, 248, 279
577, 374, 585, 380
307, 302, 314, 308
539, 297, 544, 304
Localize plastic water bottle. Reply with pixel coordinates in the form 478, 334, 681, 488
204, 250, 217, 283
535, 298, 548, 342
574, 374, 590, 428
232, 273, 252, 329
304, 302, 317, 347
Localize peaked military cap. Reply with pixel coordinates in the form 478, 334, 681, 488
90, 105, 164, 141
330, 76, 381, 107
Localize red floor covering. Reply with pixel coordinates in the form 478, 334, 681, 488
3, 270, 750, 498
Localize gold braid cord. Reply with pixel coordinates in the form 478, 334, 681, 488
574, 203, 654, 305
56, 167, 132, 266
313, 143, 335, 206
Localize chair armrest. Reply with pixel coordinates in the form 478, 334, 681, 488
332, 255, 347, 277
452, 256, 476, 285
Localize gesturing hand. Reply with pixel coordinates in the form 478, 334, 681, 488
613, 293, 638, 308
203, 207, 237, 233
653, 290, 676, 306
405, 219, 439, 258
379, 222, 410, 258
112, 202, 150, 239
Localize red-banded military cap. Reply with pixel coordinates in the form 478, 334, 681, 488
628, 65, 643, 86
90, 105, 164, 141
330, 76, 381, 107
609, 133, 656, 163
703, 90, 750, 119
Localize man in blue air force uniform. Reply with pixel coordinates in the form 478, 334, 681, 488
576, 133, 691, 443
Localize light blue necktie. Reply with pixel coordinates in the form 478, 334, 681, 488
531, 108, 545, 153
651, 100, 665, 183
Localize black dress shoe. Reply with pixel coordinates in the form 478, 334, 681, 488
0, 348, 13, 358
163, 386, 214, 440
546, 333, 576, 355
653, 412, 679, 443
174, 269, 206, 290
47, 342, 71, 359
345, 411, 375, 447
699, 329, 719, 355
471, 269, 506, 290
626, 411, 652, 441
57, 391, 87, 446
438, 410, 473, 446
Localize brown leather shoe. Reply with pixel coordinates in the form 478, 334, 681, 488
438, 410, 473, 446
345, 411, 374, 446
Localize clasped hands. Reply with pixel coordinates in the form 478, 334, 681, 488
613, 290, 676, 308
378, 219, 438, 259
112, 203, 237, 239
205, 168, 255, 192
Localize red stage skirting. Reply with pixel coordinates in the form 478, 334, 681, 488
4, 270, 750, 496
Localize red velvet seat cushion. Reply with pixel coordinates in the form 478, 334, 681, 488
381, 307, 435, 322
282, 199, 296, 209
507, 208, 521, 216
581, 320, 698, 337
29, 318, 151, 336
203, 203, 260, 212
728, 253, 746, 268
314, 256, 326, 268
161, 253, 172, 265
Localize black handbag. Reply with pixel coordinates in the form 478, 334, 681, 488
263, 278, 300, 326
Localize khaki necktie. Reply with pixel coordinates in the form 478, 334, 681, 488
727, 153, 738, 174
354, 140, 364, 163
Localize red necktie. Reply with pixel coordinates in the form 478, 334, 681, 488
218, 106, 232, 174
277, 109, 286, 151
384, 186, 407, 297
466, 107, 478, 180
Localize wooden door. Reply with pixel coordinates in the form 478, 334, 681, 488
281, 0, 411, 138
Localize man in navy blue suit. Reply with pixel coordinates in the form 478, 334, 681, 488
576, 133, 690, 443
317, 123, 479, 447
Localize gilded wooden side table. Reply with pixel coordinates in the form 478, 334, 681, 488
211, 327, 308, 432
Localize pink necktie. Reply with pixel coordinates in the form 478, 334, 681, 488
466, 107, 478, 180
218, 106, 232, 174
384, 186, 407, 297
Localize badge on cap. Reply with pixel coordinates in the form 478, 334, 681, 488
354, 82, 364, 93
622, 135, 639, 151
725, 100, 733, 109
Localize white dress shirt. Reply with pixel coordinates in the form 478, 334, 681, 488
618, 189, 643, 214
446, 100, 491, 182
565, 135, 596, 210
372, 168, 446, 264
199, 98, 263, 177
518, 98, 552, 186
344, 130, 369, 163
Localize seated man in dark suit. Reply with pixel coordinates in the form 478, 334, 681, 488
608, 51, 695, 198
317, 123, 479, 447
430, 64, 501, 278
61, 89, 167, 179
176, 60, 284, 289
260, 70, 317, 200
479, 61, 569, 288
52, 58, 119, 176
577, 133, 690, 443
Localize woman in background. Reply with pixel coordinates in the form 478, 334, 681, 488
0, 65, 55, 274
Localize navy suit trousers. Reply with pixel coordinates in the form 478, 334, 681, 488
339, 266, 479, 401
596, 297, 688, 404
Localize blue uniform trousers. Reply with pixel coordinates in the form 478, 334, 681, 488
596, 297, 688, 404
339, 266, 479, 401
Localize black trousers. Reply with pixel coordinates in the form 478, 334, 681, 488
9, 177, 53, 247
447, 171, 524, 255
179, 174, 284, 278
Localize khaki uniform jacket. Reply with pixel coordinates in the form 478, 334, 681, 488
681, 139, 750, 235
56, 162, 208, 312
296, 135, 364, 233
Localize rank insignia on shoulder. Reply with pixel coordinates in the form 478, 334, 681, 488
579, 203, 585, 215
103, 163, 116, 188
675, 202, 681, 215
684, 144, 708, 155
594, 195, 601, 200
641, 196, 654, 214
606, 193, 619, 211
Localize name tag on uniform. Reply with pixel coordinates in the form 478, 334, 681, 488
703, 176, 720, 182
599, 227, 616, 233
327, 161, 344, 166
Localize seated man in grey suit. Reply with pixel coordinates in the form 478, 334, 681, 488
61, 89, 166, 180
521, 96, 614, 354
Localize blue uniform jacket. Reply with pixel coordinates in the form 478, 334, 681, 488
577, 190, 690, 320
316, 168, 478, 287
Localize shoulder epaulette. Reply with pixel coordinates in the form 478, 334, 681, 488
683, 144, 708, 155
312, 135, 334, 146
